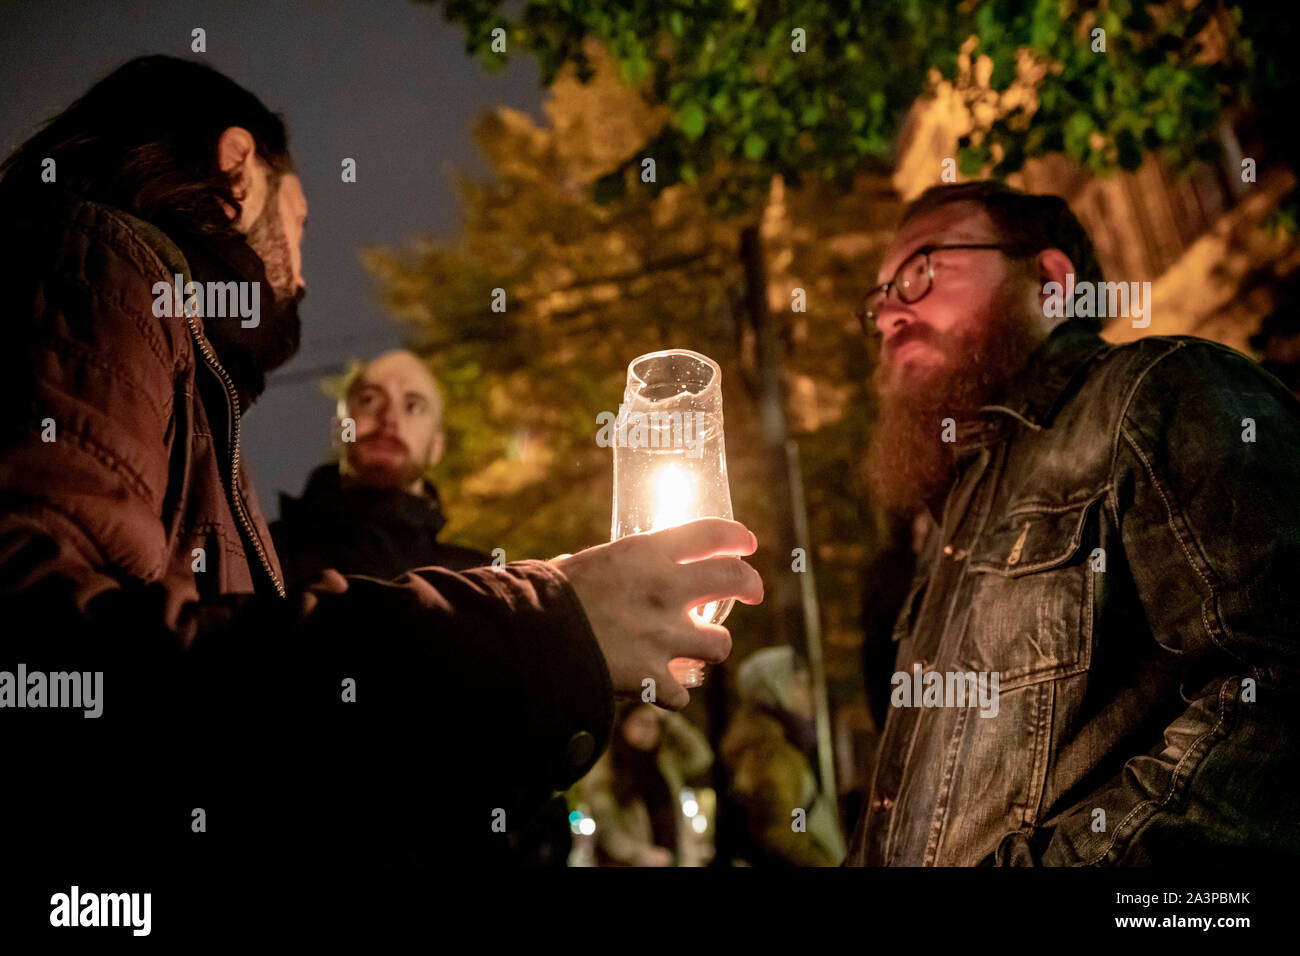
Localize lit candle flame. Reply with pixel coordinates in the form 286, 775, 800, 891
651, 463, 717, 627
651, 463, 694, 530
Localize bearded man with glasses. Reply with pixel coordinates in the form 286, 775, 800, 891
846, 181, 1300, 867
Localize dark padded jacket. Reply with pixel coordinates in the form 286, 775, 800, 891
271, 464, 490, 590
0, 187, 612, 883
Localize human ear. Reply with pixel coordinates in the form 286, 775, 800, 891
215, 127, 263, 226
1036, 248, 1076, 296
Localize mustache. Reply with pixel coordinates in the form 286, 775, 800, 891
881, 322, 938, 359
359, 433, 409, 453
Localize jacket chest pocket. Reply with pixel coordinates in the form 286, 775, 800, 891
954, 494, 1102, 691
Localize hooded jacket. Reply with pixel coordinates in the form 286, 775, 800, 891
720, 646, 847, 866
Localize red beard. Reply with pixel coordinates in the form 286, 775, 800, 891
864, 306, 1044, 518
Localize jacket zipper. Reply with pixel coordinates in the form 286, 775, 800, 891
183, 309, 286, 599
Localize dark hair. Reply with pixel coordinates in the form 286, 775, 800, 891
0, 55, 293, 240
899, 181, 1106, 332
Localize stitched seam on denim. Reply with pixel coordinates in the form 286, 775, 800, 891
969, 510, 1094, 576
1006, 488, 1110, 517
1108, 339, 1185, 524
1119, 424, 1212, 593
1112, 339, 1186, 461
924, 702, 970, 866
980, 405, 1042, 430
883, 692, 930, 864
1120, 424, 1240, 662
943, 444, 998, 630
1082, 677, 1233, 865
1020, 680, 1053, 829
893, 446, 995, 863
927, 449, 994, 862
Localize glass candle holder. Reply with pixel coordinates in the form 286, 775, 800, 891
611, 349, 734, 688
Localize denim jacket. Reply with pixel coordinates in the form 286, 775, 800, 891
846, 319, 1300, 866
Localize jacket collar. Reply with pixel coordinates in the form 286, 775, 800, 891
953, 320, 1110, 448
279, 464, 448, 538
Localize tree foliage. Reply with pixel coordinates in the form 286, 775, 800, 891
393, 0, 1293, 699
364, 59, 896, 696
431, 0, 1266, 213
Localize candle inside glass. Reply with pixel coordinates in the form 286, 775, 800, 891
611, 349, 734, 689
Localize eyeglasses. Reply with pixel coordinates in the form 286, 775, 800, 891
855, 242, 1039, 336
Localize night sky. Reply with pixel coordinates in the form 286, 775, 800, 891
0, 0, 544, 515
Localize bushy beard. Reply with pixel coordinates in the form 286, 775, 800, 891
863, 301, 1044, 519
344, 436, 433, 492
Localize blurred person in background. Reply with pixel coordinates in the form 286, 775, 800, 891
581, 701, 713, 866
272, 351, 581, 865
720, 646, 846, 866
272, 349, 489, 589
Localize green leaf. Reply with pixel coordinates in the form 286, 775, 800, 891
742, 132, 768, 159
679, 102, 708, 140
958, 144, 987, 175
1154, 112, 1178, 140
1064, 111, 1094, 159
620, 54, 649, 84
800, 103, 824, 127
990, 51, 1016, 89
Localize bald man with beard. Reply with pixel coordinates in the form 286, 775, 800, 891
272, 350, 489, 590
273, 353, 575, 865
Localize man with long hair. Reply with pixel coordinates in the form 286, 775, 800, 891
0, 56, 762, 885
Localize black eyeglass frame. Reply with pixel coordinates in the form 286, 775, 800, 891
855, 242, 1041, 336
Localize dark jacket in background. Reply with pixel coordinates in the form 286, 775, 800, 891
0, 187, 612, 892
272, 464, 577, 866
272, 464, 490, 589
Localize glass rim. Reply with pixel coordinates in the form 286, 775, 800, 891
626, 348, 721, 397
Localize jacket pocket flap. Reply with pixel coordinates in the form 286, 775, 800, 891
968, 492, 1104, 577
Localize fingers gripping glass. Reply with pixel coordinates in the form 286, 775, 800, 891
855, 243, 1037, 335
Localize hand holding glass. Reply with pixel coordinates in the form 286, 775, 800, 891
611, 349, 734, 688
